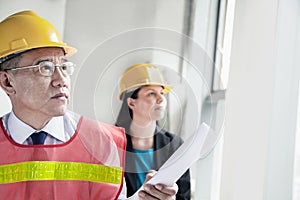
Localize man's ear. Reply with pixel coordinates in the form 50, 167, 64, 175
0, 71, 15, 95
127, 97, 136, 110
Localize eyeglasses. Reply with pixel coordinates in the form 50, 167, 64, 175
7, 61, 75, 77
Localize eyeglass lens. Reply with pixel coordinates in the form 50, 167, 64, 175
39, 61, 74, 76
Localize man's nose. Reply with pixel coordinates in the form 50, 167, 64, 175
51, 67, 68, 87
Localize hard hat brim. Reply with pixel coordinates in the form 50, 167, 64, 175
119, 83, 172, 100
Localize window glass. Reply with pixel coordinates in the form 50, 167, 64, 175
293, 98, 300, 200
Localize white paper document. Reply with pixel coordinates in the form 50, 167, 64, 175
127, 122, 216, 200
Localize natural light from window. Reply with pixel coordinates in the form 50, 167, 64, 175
293, 88, 300, 200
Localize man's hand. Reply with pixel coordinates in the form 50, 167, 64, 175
138, 170, 178, 200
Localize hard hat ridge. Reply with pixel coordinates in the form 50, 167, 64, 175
118, 63, 172, 100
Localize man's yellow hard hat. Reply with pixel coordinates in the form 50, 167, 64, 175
118, 63, 172, 100
0, 10, 77, 63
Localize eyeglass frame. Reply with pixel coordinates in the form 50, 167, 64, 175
5, 61, 75, 77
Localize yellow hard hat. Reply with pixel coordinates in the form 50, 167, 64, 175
0, 10, 77, 63
118, 63, 172, 100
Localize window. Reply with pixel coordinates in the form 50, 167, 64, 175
293, 91, 300, 200
186, 0, 234, 199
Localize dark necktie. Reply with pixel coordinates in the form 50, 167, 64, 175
30, 131, 47, 145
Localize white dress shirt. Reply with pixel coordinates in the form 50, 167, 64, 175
2, 110, 79, 145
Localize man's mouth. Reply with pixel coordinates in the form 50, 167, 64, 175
52, 92, 68, 100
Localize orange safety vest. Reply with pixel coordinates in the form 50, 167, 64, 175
0, 116, 126, 200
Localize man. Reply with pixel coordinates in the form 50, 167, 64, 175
0, 10, 177, 199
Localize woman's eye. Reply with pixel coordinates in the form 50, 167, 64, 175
147, 92, 156, 96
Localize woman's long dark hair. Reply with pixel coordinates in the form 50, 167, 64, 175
115, 87, 141, 133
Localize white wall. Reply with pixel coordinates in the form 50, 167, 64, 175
64, 0, 186, 125
0, 0, 187, 123
220, 0, 300, 199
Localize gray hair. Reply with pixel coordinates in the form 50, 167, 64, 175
0, 54, 22, 71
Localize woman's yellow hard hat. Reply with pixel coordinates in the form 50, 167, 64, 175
0, 10, 77, 63
118, 63, 172, 100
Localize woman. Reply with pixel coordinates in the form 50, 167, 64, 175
116, 63, 191, 199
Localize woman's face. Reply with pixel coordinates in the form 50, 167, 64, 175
128, 85, 167, 122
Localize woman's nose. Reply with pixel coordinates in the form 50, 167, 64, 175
156, 93, 165, 104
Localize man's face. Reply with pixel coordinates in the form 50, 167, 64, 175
7, 47, 71, 122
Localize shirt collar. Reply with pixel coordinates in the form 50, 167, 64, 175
8, 112, 66, 144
